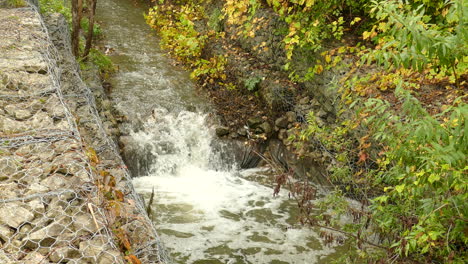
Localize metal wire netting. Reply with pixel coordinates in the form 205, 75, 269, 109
0, 1, 169, 263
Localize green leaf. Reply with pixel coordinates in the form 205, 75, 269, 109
395, 184, 406, 193
428, 173, 440, 183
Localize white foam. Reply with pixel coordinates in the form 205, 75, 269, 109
131, 109, 337, 263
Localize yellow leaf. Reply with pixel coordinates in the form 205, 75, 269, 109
315, 64, 323, 74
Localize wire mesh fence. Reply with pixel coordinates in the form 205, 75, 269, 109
1, 1, 168, 263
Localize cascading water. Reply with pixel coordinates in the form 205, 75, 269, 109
130, 109, 339, 263
96, 0, 348, 263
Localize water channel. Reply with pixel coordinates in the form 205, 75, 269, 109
96, 0, 347, 263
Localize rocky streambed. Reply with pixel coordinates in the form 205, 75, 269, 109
0, 2, 165, 263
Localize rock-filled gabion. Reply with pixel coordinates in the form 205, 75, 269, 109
1, 3, 167, 263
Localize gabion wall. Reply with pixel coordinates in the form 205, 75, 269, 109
0, 2, 168, 263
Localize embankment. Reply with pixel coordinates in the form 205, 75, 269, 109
0, 2, 167, 263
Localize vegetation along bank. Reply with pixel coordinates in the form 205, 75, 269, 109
144, 0, 467, 263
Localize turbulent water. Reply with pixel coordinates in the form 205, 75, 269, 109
97, 0, 347, 263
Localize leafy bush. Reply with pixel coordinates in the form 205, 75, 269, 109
366, 90, 467, 263
81, 17, 102, 39
85, 48, 116, 77
5, 0, 27, 8
39, 0, 72, 23
146, 1, 207, 66
363, 0, 467, 86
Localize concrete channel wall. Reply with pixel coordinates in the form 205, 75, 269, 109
0, 2, 167, 263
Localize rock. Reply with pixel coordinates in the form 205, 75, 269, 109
27, 200, 45, 216
26, 216, 71, 248
15, 144, 32, 156
120, 220, 154, 249
310, 98, 320, 107
237, 127, 248, 137
31, 111, 53, 129
46, 99, 66, 118
98, 250, 124, 264
49, 246, 81, 263
0, 225, 13, 243
258, 122, 272, 134
0, 203, 34, 228
17, 224, 33, 240
3, 105, 17, 117
40, 174, 68, 190
0, 249, 14, 264
0, 115, 22, 134
316, 109, 327, 118
25, 183, 49, 195
100, 99, 112, 111
229, 132, 238, 139
15, 109, 33, 120
285, 111, 296, 123
278, 129, 288, 140
275, 116, 289, 129
73, 214, 98, 235
247, 117, 263, 128
23, 252, 47, 264
0, 158, 19, 176
315, 116, 325, 127
215, 126, 230, 137
79, 236, 123, 264
299, 96, 310, 105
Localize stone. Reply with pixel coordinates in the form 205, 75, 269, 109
316, 109, 327, 118
26, 216, 71, 248
258, 122, 272, 134
45, 97, 66, 118
0, 203, 34, 228
49, 246, 81, 263
0, 225, 13, 243
215, 126, 230, 137
0, 158, 19, 176
285, 111, 296, 123
274, 116, 289, 129
31, 111, 53, 129
100, 99, 112, 110
278, 129, 288, 140
310, 98, 321, 107
79, 236, 117, 263
0, 115, 23, 134
23, 252, 47, 264
15, 144, 32, 156
98, 250, 124, 264
3, 105, 17, 117
237, 127, 248, 137
0, 249, 14, 264
25, 182, 49, 194
299, 96, 310, 105
15, 109, 33, 120
247, 117, 263, 128
73, 214, 98, 234
17, 224, 33, 240
27, 200, 45, 216
40, 174, 68, 190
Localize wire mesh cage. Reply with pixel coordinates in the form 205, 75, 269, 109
1, 1, 169, 263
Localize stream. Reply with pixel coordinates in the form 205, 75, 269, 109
96, 0, 348, 263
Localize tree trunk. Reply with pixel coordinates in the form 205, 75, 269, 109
83, 0, 97, 59
71, 0, 83, 57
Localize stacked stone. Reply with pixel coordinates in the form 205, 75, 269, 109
0, 1, 168, 263
0, 6, 125, 264
43, 10, 168, 264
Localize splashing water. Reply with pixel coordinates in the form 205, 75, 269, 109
131, 109, 337, 263
96, 0, 347, 262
